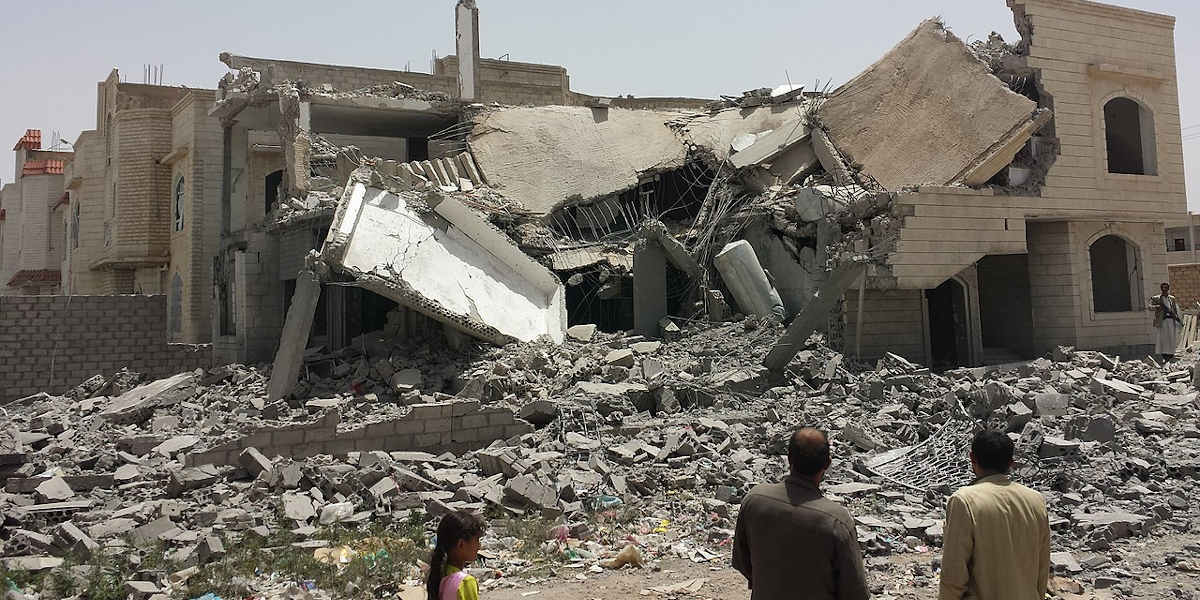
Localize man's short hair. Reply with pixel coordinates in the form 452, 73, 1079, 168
788, 428, 831, 476
971, 430, 1015, 473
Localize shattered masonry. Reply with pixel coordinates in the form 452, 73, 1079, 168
0, 0, 1194, 595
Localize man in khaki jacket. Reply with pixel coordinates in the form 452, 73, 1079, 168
940, 431, 1050, 600
733, 428, 869, 600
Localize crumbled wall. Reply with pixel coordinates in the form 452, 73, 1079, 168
0, 295, 212, 401
185, 400, 532, 466
1168, 264, 1200, 309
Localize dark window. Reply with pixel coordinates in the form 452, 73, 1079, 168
1174, 238, 1187, 252
173, 176, 185, 231
265, 170, 284, 216
1103, 97, 1156, 175
1090, 234, 1140, 313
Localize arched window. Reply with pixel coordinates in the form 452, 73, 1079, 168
1103, 97, 1156, 175
1089, 234, 1142, 313
173, 175, 185, 231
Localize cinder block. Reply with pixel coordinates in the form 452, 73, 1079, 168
414, 433, 440, 448
272, 429, 305, 446
451, 400, 481, 416
424, 417, 451, 433
487, 411, 513, 426
460, 414, 489, 429
394, 419, 423, 435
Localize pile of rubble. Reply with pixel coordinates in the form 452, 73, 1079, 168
1, 314, 1198, 598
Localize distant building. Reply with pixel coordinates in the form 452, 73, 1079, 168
0, 129, 72, 295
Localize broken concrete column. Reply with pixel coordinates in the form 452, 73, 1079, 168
714, 240, 785, 320
634, 238, 668, 338
277, 87, 311, 199
763, 261, 867, 372
267, 257, 324, 402
455, 0, 481, 100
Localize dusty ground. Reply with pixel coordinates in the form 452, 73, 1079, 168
485, 533, 1200, 600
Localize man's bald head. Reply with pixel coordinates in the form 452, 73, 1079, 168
788, 428, 831, 477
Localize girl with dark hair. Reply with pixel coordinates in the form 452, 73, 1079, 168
426, 510, 486, 600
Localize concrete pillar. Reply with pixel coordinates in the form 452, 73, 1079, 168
634, 239, 667, 337
267, 266, 322, 402
764, 262, 866, 372
714, 240, 784, 320
455, 0, 481, 101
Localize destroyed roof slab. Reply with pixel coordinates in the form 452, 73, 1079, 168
467, 106, 690, 216
322, 177, 566, 344
674, 101, 810, 162
818, 19, 1045, 190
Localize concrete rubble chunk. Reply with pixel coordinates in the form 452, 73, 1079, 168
504, 474, 560, 512
282, 493, 316, 522
239, 447, 275, 478
604, 349, 636, 368
34, 476, 74, 503
132, 517, 179, 544
566, 324, 597, 342
54, 521, 99, 556
518, 400, 558, 427
99, 372, 196, 424
151, 434, 200, 457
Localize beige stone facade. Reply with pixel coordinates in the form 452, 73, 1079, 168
0, 130, 71, 295
61, 70, 222, 343
846, 0, 1188, 365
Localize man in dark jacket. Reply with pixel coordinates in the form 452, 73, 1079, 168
733, 428, 869, 600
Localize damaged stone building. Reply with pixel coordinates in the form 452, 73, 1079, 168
250, 0, 1186, 376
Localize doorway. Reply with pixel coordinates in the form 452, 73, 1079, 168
926, 278, 969, 369
977, 254, 1034, 362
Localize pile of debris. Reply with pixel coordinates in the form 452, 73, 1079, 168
1, 315, 1198, 597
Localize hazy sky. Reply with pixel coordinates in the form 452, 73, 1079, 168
1, 0, 1195, 207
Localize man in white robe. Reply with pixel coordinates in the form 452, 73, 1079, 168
1148, 282, 1182, 361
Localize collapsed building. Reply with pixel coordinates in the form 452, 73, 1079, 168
0, 0, 1195, 596
215, 0, 1186, 384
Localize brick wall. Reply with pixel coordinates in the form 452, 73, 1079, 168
185, 399, 532, 466
1169, 263, 1200, 310
0, 295, 212, 402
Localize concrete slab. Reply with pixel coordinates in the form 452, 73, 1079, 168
676, 103, 810, 163
818, 20, 1045, 189
323, 177, 566, 344
467, 106, 689, 216
729, 119, 810, 169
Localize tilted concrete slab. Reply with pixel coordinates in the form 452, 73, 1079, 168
674, 102, 810, 162
322, 178, 566, 344
729, 118, 811, 169
467, 106, 689, 216
819, 19, 1046, 190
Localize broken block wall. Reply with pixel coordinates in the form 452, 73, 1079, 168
0, 295, 212, 401
1167, 263, 1200, 309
